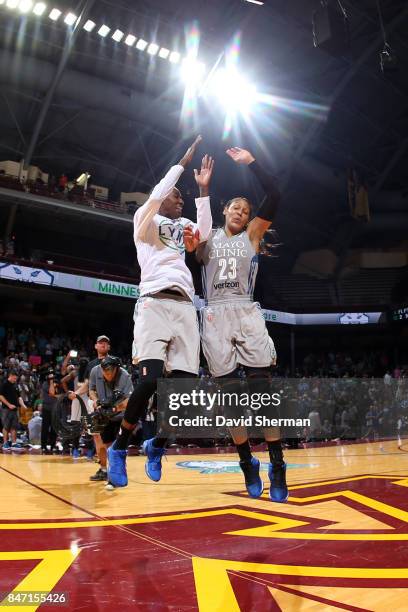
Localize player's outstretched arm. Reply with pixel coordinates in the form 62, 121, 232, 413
184, 154, 214, 254
134, 136, 202, 241
226, 146, 280, 250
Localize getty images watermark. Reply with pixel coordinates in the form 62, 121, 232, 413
156, 379, 311, 437
166, 388, 307, 428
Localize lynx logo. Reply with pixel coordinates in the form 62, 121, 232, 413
176, 460, 315, 473
0, 263, 54, 286
339, 312, 369, 324
158, 220, 185, 253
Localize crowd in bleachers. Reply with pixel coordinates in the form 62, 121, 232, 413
1, 324, 407, 453
0, 326, 132, 452
0, 170, 133, 215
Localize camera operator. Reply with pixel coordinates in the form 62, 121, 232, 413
0, 370, 28, 449
40, 369, 58, 454
87, 356, 133, 481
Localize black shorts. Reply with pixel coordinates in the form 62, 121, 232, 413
2, 408, 19, 431
100, 418, 121, 445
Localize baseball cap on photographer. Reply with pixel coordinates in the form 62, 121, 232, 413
100, 355, 121, 370
96, 335, 110, 343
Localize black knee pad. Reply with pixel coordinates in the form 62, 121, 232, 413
139, 359, 165, 381
123, 360, 164, 425
169, 370, 197, 379
216, 370, 243, 418
245, 367, 276, 419
245, 367, 271, 395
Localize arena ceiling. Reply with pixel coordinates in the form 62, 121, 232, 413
1, 0, 408, 269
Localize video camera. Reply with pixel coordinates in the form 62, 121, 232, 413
82, 389, 126, 434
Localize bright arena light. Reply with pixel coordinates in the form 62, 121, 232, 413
49, 7, 61, 20
158, 47, 170, 59
33, 2, 46, 15
6, 0, 19, 8
181, 57, 206, 86
210, 68, 257, 114
147, 43, 159, 56
83, 19, 95, 32
136, 38, 148, 51
169, 51, 181, 64
64, 12, 77, 26
112, 29, 124, 42
18, 0, 33, 12
97, 24, 110, 37
125, 34, 136, 46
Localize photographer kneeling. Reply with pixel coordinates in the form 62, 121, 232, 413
87, 356, 133, 482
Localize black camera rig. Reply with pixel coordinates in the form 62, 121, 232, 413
82, 389, 126, 434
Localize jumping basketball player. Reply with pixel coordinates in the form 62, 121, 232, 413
108, 137, 214, 487
195, 146, 288, 502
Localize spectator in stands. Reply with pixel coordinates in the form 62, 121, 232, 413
40, 370, 58, 454
384, 371, 392, 386
28, 411, 42, 445
321, 419, 332, 440
68, 335, 111, 466
307, 407, 321, 441
5, 238, 15, 257
58, 174, 68, 192
0, 370, 27, 449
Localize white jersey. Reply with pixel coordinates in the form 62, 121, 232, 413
134, 165, 212, 302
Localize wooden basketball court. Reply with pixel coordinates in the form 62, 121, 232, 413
1, 440, 408, 611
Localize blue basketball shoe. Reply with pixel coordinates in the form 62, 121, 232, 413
268, 461, 289, 502
239, 457, 264, 498
107, 446, 128, 487
143, 438, 165, 482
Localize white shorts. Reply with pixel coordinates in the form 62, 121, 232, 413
132, 296, 200, 375
200, 300, 277, 377
70, 394, 91, 421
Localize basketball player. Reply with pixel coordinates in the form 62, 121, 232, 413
195, 146, 288, 502
108, 137, 214, 487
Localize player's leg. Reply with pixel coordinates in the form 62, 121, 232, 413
108, 297, 170, 487
245, 366, 288, 503
108, 359, 164, 487
143, 369, 197, 482
216, 371, 264, 499
101, 421, 121, 490
142, 299, 201, 482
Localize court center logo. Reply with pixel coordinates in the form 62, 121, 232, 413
176, 460, 316, 473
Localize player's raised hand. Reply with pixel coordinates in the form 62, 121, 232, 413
194, 154, 214, 197
226, 147, 255, 165
183, 225, 200, 252
178, 135, 202, 168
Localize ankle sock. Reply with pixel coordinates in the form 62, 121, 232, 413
267, 440, 284, 466
236, 440, 252, 464
152, 437, 166, 449
113, 426, 133, 451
